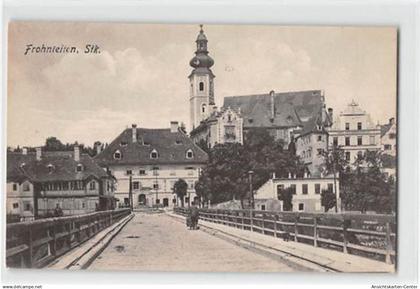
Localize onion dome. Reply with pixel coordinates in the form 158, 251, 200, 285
190, 25, 214, 69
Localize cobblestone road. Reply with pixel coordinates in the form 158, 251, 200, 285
89, 212, 294, 272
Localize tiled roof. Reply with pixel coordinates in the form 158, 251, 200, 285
7, 151, 110, 183
223, 90, 324, 128
380, 123, 393, 137
95, 127, 208, 166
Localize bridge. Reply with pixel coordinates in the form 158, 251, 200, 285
6, 208, 396, 272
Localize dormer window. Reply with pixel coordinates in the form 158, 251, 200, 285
47, 164, 54, 173
186, 149, 194, 159
76, 164, 83, 172
120, 141, 127, 147
175, 140, 182, 145
113, 150, 122, 160
150, 149, 159, 159
20, 163, 26, 169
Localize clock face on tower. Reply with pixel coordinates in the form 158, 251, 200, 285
193, 59, 200, 66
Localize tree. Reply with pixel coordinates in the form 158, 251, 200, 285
173, 179, 188, 208
45, 137, 66, 151
321, 145, 349, 212
321, 188, 336, 212
195, 128, 304, 208
278, 187, 294, 211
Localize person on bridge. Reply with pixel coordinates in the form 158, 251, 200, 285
189, 202, 200, 230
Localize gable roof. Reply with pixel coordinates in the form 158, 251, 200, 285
95, 127, 208, 166
7, 151, 110, 183
380, 123, 393, 137
222, 90, 324, 128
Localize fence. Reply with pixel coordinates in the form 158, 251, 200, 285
6, 208, 131, 268
174, 207, 396, 264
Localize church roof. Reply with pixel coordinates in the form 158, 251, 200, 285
7, 151, 110, 183
95, 127, 208, 166
223, 90, 325, 128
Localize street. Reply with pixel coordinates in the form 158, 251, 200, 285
88, 212, 295, 272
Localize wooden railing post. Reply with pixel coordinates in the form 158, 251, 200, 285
343, 217, 349, 254
273, 214, 278, 238
313, 216, 318, 247
294, 215, 299, 242
250, 210, 254, 232
261, 213, 265, 235
385, 222, 392, 264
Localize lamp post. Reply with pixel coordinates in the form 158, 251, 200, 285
248, 170, 254, 209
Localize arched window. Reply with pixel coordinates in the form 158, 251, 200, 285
186, 149, 194, 159
113, 150, 122, 160
199, 82, 204, 91
150, 149, 159, 159
201, 104, 206, 114
47, 164, 54, 173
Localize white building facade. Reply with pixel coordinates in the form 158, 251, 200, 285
327, 101, 381, 163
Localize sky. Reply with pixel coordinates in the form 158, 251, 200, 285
7, 22, 397, 147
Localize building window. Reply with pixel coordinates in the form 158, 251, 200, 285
328, 183, 334, 193
277, 185, 285, 200
24, 202, 32, 212
13, 203, 19, 209
370, 135, 376, 145
76, 164, 83, 172
89, 181, 96, 190
133, 181, 140, 190
345, 152, 351, 161
389, 133, 396, 139
12, 184, 17, 191
120, 141, 127, 147
150, 149, 159, 159
186, 149, 194, 159
345, 123, 350, 130
82, 202, 86, 208
384, 144, 392, 150
152, 167, 159, 176
298, 203, 304, 211
345, 137, 350, 146
317, 149, 323, 156
126, 170, 132, 176
357, 122, 362, 130
124, 198, 129, 205
290, 184, 296, 195
357, 151, 363, 158
315, 184, 321, 194
261, 205, 266, 211
302, 184, 308, 195
201, 104, 206, 114
47, 164, 54, 173
139, 169, 146, 175
22, 182, 30, 192
317, 135, 322, 142
199, 82, 204, 91
153, 183, 159, 190
357, 136, 363, 146
333, 137, 338, 147
113, 150, 122, 160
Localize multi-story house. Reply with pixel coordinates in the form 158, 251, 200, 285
327, 100, 381, 163
255, 172, 339, 213
6, 146, 115, 222
94, 122, 208, 208
381, 117, 397, 157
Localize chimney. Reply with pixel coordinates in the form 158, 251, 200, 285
303, 171, 308, 178
95, 142, 102, 155
132, 124, 137, 143
389, 117, 395, 125
170, 121, 179, 133
288, 172, 292, 179
328, 108, 333, 121
22, 147, 28, 155
272, 172, 276, 179
74, 145, 80, 162
36, 147, 42, 161
269, 90, 275, 119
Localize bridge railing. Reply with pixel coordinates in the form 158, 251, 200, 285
6, 208, 131, 268
174, 207, 396, 264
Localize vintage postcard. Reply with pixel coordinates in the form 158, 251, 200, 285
6, 22, 397, 272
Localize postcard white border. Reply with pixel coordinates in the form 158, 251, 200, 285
1, 0, 419, 288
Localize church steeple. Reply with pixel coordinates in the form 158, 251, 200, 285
189, 25, 216, 132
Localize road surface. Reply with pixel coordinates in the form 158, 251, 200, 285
88, 212, 295, 272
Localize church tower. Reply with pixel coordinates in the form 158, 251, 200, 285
189, 25, 215, 131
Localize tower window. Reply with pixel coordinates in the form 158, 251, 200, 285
201, 104, 206, 114
76, 164, 83, 172
186, 149, 194, 159
199, 82, 204, 91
